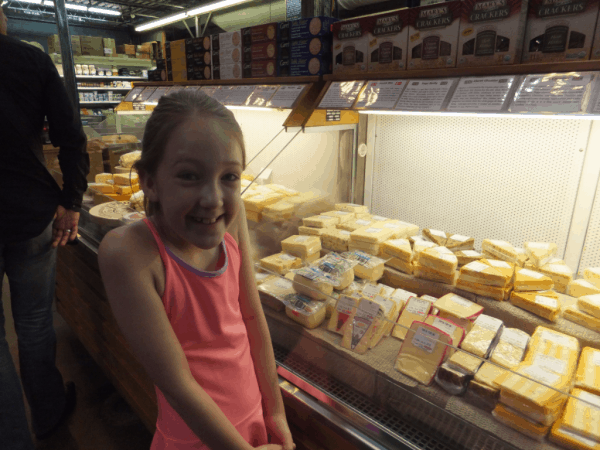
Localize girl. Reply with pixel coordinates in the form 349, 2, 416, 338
98, 90, 295, 450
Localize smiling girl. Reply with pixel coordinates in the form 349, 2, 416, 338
98, 91, 294, 450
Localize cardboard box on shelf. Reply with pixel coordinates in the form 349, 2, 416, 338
102, 38, 116, 57
407, 1, 462, 69
212, 63, 242, 80
187, 65, 211, 80
242, 41, 278, 61
185, 36, 211, 53
71, 36, 82, 56
80, 36, 104, 56
333, 17, 369, 75
242, 23, 278, 45
288, 16, 339, 40
117, 44, 136, 56
242, 59, 277, 78
186, 51, 212, 67
457, 0, 528, 67
283, 37, 333, 59
136, 52, 152, 60
276, 57, 290, 76
211, 31, 242, 66
368, 9, 410, 72
47, 35, 61, 54
522, 0, 600, 63
290, 54, 331, 76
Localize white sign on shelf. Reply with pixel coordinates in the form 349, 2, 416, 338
124, 86, 145, 102
212, 86, 234, 104
225, 85, 256, 105
448, 76, 516, 112
200, 86, 219, 97
318, 81, 365, 109
166, 85, 185, 95
395, 79, 456, 111
268, 85, 306, 108
185, 86, 201, 91
355, 80, 408, 110
247, 85, 280, 107
509, 73, 595, 114
146, 86, 170, 103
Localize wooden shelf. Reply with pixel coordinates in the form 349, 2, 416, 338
62, 75, 147, 80
78, 87, 131, 91
134, 76, 321, 87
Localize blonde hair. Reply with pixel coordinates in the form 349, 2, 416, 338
133, 90, 246, 216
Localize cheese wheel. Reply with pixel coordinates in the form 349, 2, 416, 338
113, 172, 139, 186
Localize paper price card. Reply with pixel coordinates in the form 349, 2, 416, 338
268, 85, 306, 108
134, 87, 157, 103
355, 80, 408, 110
246, 85, 279, 107
395, 79, 456, 111
212, 86, 234, 104
185, 86, 201, 91
318, 81, 365, 109
224, 85, 256, 106
200, 86, 219, 98
448, 76, 516, 112
124, 86, 145, 102
509, 73, 595, 114
591, 89, 600, 114
146, 86, 170, 103
166, 85, 185, 95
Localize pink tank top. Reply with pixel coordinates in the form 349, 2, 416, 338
144, 219, 268, 449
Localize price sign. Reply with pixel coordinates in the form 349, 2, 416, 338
200, 86, 219, 97
124, 86, 145, 102
146, 86, 170, 103
268, 85, 306, 108
225, 85, 256, 105
318, 81, 365, 109
395, 79, 456, 111
246, 85, 279, 106
355, 80, 408, 110
448, 76, 516, 112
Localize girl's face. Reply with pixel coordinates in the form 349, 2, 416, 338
144, 116, 243, 251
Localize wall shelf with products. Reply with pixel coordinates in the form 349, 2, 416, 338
62, 75, 148, 80
78, 87, 132, 91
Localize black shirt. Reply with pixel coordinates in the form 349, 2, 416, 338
0, 34, 89, 243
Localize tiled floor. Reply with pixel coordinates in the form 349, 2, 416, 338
2, 275, 154, 450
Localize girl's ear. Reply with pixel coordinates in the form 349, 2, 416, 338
140, 170, 159, 203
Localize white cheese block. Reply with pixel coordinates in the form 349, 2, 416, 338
460, 315, 503, 358
568, 279, 600, 298
392, 297, 431, 340
459, 261, 508, 287
482, 239, 518, 264
525, 242, 558, 268
578, 294, 600, 319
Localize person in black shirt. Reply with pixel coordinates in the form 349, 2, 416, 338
0, 6, 88, 448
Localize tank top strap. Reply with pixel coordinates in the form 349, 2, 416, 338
143, 218, 171, 264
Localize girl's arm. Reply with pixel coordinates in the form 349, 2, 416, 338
98, 226, 257, 450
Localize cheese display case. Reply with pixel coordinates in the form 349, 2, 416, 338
53, 67, 600, 450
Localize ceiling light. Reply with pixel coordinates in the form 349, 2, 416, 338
187, 0, 250, 16
43, 0, 53, 5
88, 6, 120, 15
65, 3, 87, 10
135, 11, 187, 31
18, 0, 42, 4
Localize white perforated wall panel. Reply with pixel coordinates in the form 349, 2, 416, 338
369, 115, 590, 256
577, 179, 600, 275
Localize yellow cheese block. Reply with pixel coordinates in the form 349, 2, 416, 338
342, 251, 385, 281
481, 259, 515, 283
584, 268, 600, 289
461, 315, 503, 358
562, 389, 600, 442
392, 296, 432, 340
303, 252, 320, 264
94, 173, 113, 184
575, 347, 600, 397
381, 239, 413, 262
245, 193, 286, 212
422, 228, 448, 246
319, 228, 351, 252
263, 200, 295, 219
260, 253, 303, 275
569, 279, 600, 298
281, 235, 321, 259
564, 305, 600, 332
550, 423, 600, 450
264, 184, 298, 196
360, 282, 385, 300
413, 263, 457, 285
257, 277, 295, 311
119, 150, 141, 169
320, 210, 355, 224
113, 172, 139, 186
384, 256, 414, 275
88, 183, 115, 194
246, 210, 262, 222
447, 350, 483, 375
334, 203, 368, 214
459, 260, 508, 287
348, 241, 380, 256
114, 185, 133, 195
514, 247, 528, 267
455, 278, 506, 302
475, 362, 508, 389
389, 288, 415, 311
313, 254, 355, 290
284, 293, 327, 329
341, 297, 382, 354
525, 242, 558, 268
492, 404, 550, 441
578, 294, 600, 319
513, 268, 554, 292
418, 246, 458, 274
424, 314, 466, 357
509, 290, 561, 322
455, 250, 483, 267
351, 226, 394, 245
527, 326, 580, 355
369, 295, 399, 348
303, 215, 338, 228
490, 328, 530, 369
482, 239, 518, 264
292, 267, 334, 301
379, 220, 419, 239
298, 226, 331, 236
434, 293, 483, 326
337, 218, 375, 232
445, 234, 474, 251
537, 262, 573, 294
395, 321, 453, 385
328, 295, 359, 335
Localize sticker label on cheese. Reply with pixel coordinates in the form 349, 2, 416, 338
532, 354, 568, 375
539, 330, 576, 349
528, 242, 550, 249
535, 296, 558, 308
333, 211, 350, 216
449, 295, 474, 309
374, 295, 394, 314
372, 216, 387, 221
362, 284, 381, 298
547, 264, 570, 273
474, 315, 503, 332
275, 279, 293, 289
462, 250, 481, 257
450, 234, 470, 242
351, 300, 380, 349
337, 296, 357, 315
437, 247, 454, 255
340, 230, 351, 236
393, 289, 416, 302
356, 219, 371, 226
592, 351, 600, 366
294, 236, 310, 242
364, 228, 381, 234
433, 317, 457, 336
297, 268, 320, 281
489, 260, 511, 269
522, 366, 561, 386
429, 229, 446, 238
519, 269, 544, 279
466, 261, 489, 272
412, 326, 440, 354
560, 428, 599, 447
385, 223, 402, 229
577, 390, 600, 409
501, 329, 529, 349
280, 253, 297, 261
421, 295, 438, 303
405, 297, 431, 315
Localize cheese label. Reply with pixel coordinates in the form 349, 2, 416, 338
364, 227, 381, 234
489, 260, 511, 269
362, 284, 381, 298
532, 354, 568, 375
356, 219, 371, 226
294, 236, 310, 243
392, 289, 416, 302
275, 279, 293, 289
280, 253, 297, 261
535, 296, 558, 308
333, 211, 350, 216
412, 326, 440, 354
437, 247, 454, 255
372, 215, 387, 221
340, 230, 351, 236
578, 390, 600, 409
522, 366, 561, 386
297, 268, 320, 281
351, 300, 380, 349
578, 280, 596, 288
374, 295, 395, 315
539, 330, 576, 349
385, 223, 402, 229
450, 234, 469, 242
449, 295, 474, 309
519, 269, 544, 279
462, 250, 481, 257
405, 297, 431, 315
256, 273, 270, 281
466, 261, 489, 272
320, 215, 332, 220
474, 315, 503, 332
421, 295, 438, 303
337, 296, 357, 315
501, 329, 529, 350
592, 351, 600, 366
429, 229, 446, 238
433, 317, 457, 336
528, 242, 550, 249
547, 264, 570, 274
559, 428, 598, 447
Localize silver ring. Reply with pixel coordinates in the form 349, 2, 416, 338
66, 229, 72, 232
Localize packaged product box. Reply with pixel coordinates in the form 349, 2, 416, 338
211, 32, 242, 66
242, 41, 278, 62
71, 36, 82, 56
368, 9, 410, 72
156, 59, 166, 70
147, 69, 165, 82
242, 60, 277, 78
242, 23, 278, 44
457, 0, 528, 66
212, 63, 242, 80
80, 36, 104, 57
289, 16, 338, 40
185, 36, 211, 54
102, 38, 116, 57
407, 1, 462, 70
166, 39, 187, 76
47, 35, 61, 54
186, 51, 212, 67
117, 44, 136, 56
283, 37, 333, 59
276, 57, 291, 77
521, 0, 600, 63
290, 55, 332, 76
593, 19, 600, 59
187, 65, 211, 80
332, 17, 369, 75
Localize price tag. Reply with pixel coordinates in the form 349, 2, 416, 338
433, 317, 457, 336
200, 86, 219, 97
412, 326, 440, 354
449, 295, 474, 309
462, 250, 481, 257
395, 79, 456, 112
488, 260, 511, 269
212, 86, 234, 104
146, 86, 170, 103
318, 81, 365, 109
269, 85, 306, 108
104, 48, 113, 55
535, 296, 558, 309
337, 296, 357, 314
405, 297, 431, 315
124, 86, 145, 102
466, 261, 489, 273
355, 79, 408, 110
448, 76, 515, 112
474, 314, 503, 332
247, 85, 279, 107
224, 85, 256, 105
362, 284, 381, 298
501, 329, 529, 349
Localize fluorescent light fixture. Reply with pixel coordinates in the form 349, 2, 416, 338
357, 110, 600, 120
18, 0, 42, 4
65, 3, 87, 10
135, 0, 252, 32
226, 105, 275, 111
43, 0, 53, 5
88, 6, 120, 15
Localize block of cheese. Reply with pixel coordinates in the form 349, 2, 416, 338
260, 253, 302, 275
325, 295, 337, 319
509, 290, 561, 322
455, 278, 506, 302
241, 189, 258, 200
389, 288, 415, 311
335, 203, 368, 214
304, 252, 320, 264
281, 235, 321, 259
436, 362, 472, 395
360, 283, 385, 300
320, 228, 351, 252
341, 251, 385, 281
575, 347, 600, 396
467, 379, 501, 411
264, 184, 298, 196
537, 262, 573, 294
561, 389, 600, 442
482, 239, 518, 264
302, 215, 338, 229
425, 315, 466, 357
129, 190, 145, 212
283, 293, 327, 329
490, 328, 530, 369
475, 362, 509, 389
320, 210, 355, 224
292, 267, 334, 301
434, 293, 483, 332
413, 263, 457, 285
348, 241, 381, 256
569, 279, 600, 298
445, 234, 475, 251
284, 191, 320, 206
392, 296, 432, 340
513, 268, 554, 292
515, 247, 528, 267
263, 200, 295, 220
492, 404, 550, 441
258, 277, 295, 311
119, 150, 141, 169
461, 315, 503, 358
114, 172, 139, 186
381, 239, 413, 262
459, 261, 508, 287
455, 250, 483, 266
314, 252, 355, 290
337, 218, 375, 232
351, 226, 394, 245
550, 423, 600, 450
298, 226, 331, 236
412, 240, 438, 258
381, 220, 419, 239
341, 297, 382, 354
395, 321, 453, 385
423, 228, 448, 246
244, 192, 285, 212
328, 294, 359, 335
564, 305, 600, 332
578, 294, 600, 319
385, 257, 414, 274
482, 259, 515, 282
527, 326, 580, 355
584, 268, 600, 289
418, 246, 458, 273
447, 350, 483, 375
524, 242, 558, 268
88, 183, 115, 194
369, 295, 399, 348
246, 210, 262, 222
255, 272, 276, 286
115, 185, 133, 195
95, 173, 113, 184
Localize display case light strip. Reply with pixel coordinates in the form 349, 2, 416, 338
357, 110, 600, 120
225, 106, 277, 111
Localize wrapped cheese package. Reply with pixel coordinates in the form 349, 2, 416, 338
550, 423, 600, 450
325, 295, 338, 319
351, 226, 394, 245
418, 246, 458, 273
447, 349, 483, 375
337, 218, 375, 232
258, 277, 295, 312
434, 293, 483, 333
385, 257, 414, 275
445, 234, 474, 251
341, 297, 383, 354
436, 362, 471, 395
474, 362, 508, 390
348, 240, 381, 256
538, 262, 573, 294
509, 290, 561, 322
255, 272, 276, 286
413, 263, 457, 285
455, 250, 483, 267
578, 294, 600, 319
260, 253, 303, 275
490, 328, 530, 369
389, 288, 415, 311
292, 267, 335, 301
320, 228, 351, 252
481, 259, 515, 283
514, 247, 528, 267
459, 261, 508, 287
423, 229, 448, 246
303, 215, 338, 228
281, 235, 321, 259
320, 210, 355, 224
381, 238, 412, 262
564, 305, 600, 332
341, 251, 385, 281
455, 278, 507, 302
584, 267, 600, 288
313, 252, 356, 290
392, 296, 432, 340
328, 294, 359, 335
460, 315, 504, 358
575, 347, 600, 396
369, 295, 399, 348
513, 268, 554, 292
380, 221, 419, 239
395, 321, 453, 386
569, 279, 600, 298
492, 403, 550, 441
482, 239, 518, 264
524, 242, 558, 268
561, 389, 600, 442
335, 203, 369, 214
424, 315, 466, 357
283, 293, 327, 329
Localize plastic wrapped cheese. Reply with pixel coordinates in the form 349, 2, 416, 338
576, 347, 600, 397
351, 225, 394, 245
303, 215, 338, 228
392, 296, 432, 340
459, 261, 508, 287
525, 242, 558, 268
527, 326, 580, 355
482, 259, 515, 282
292, 267, 334, 301
423, 229, 448, 246
281, 235, 321, 259
348, 241, 381, 256
263, 200, 295, 220
509, 290, 561, 322
514, 247, 528, 267
385, 257, 414, 274
550, 423, 600, 450
455, 278, 506, 302
389, 288, 416, 312
482, 239, 518, 264
513, 268, 554, 291
341, 251, 385, 281
258, 277, 295, 311
564, 305, 600, 332
418, 246, 458, 273
298, 225, 331, 236
328, 294, 359, 335
434, 293, 483, 332
445, 234, 474, 251
395, 321, 453, 385
475, 362, 508, 389
283, 293, 327, 329
341, 297, 382, 354
413, 263, 457, 285
425, 315, 466, 358
455, 250, 483, 267
412, 240, 438, 259
260, 252, 303, 275
577, 294, 600, 319
561, 389, 600, 442
369, 295, 398, 348
447, 349, 483, 375
381, 239, 412, 262
467, 379, 501, 411
335, 203, 368, 214
538, 262, 573, 294
570, 279, 600, 298
460, 315, 503, 358
492, 404, 550, 441
320, 228, 351, 252
337, 218, 375, 232
436, 362, 471, 395
314, 252, 356, 290
325, 294, 338, 319
244, 192, 286, 212
490, 328, 530, 369
584, 267, 600, 288
380, 221, 419, 239
95, 173, 114, 184
320, 210, 355, 224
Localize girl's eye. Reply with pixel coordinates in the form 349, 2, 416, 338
179, 173, 198, 181
224, 174, 240, 182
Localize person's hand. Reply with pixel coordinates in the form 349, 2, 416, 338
264, 413, 295, 450
255, 445, 283, 450
52, 205, 80, 248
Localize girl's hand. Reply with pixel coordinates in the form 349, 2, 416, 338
264, 413, 296, 450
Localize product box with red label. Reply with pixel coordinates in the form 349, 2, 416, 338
408, 1, 462, 69
522, 0, 600, 62
458, 0, 528, 66
593, 17, 600, 59
242, 41, 277, 62
333, 17, 369, 75
242, 60, 277, 78
242, 23, 278, 44
368, 9, 410, 72
212, 63, 242, 80
211, 32, 242, 66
